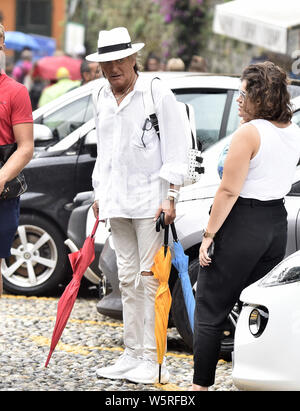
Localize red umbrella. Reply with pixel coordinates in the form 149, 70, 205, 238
45, 217, 99, 367
35, 55, 82, 81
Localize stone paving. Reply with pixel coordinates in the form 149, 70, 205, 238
0, 294, 238, 391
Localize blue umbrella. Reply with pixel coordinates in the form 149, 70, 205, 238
171, 224, 195, 332
5, 31, 40, 51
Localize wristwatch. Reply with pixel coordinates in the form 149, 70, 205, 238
203, 230, 215, 239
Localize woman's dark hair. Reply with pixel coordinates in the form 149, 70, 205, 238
241, 61, 293, 123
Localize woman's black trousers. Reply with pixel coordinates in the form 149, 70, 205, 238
193, 197, 287, 387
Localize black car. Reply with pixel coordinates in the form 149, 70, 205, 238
2, 121, 97, 295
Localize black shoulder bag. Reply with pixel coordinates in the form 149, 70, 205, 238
0, 143, 27, 200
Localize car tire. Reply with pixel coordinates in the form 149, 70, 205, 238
2, 213, 70, 296
171, 257, 239, 361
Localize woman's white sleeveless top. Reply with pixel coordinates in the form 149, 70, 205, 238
239, 119, 300, 200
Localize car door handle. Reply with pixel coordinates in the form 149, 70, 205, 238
65, 151, 77, 156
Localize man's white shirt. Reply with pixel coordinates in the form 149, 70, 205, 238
92, 75, 188, 219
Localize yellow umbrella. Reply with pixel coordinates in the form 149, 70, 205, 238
151, 218, 172, 383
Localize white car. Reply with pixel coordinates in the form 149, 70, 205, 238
92, 97, 300, 360
232, 250, 300, 391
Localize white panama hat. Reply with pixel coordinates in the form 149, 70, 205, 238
86, 27, 144, 63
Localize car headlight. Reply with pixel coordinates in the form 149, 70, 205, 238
259, 253, 300, 287
249, 306, 269, 337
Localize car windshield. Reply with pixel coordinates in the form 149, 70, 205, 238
292, 109, 300, 128
175, 90, 235, 150
42, 94, 94, 141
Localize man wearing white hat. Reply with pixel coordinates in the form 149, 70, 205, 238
87, 27, 188, 384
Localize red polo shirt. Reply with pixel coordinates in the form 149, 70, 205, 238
0, 71, 33, 145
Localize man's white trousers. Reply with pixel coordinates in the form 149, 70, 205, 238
110, 217, 164, 360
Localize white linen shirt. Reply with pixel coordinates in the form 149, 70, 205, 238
92, 75, 188, 219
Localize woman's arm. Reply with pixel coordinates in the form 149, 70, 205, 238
199, 124, 260, 266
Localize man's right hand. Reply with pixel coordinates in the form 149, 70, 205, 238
92, 200, 99, 219
92, 200, 106, 222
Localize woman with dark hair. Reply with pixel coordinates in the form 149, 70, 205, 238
192, 61, 300, 391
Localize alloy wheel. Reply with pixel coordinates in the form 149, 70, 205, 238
2, 224, 57, 289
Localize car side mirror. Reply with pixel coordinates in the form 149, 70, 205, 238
84, 129, 97, 157
33, 124, 53, 143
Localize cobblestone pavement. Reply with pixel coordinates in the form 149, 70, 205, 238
0, 294, 238, 391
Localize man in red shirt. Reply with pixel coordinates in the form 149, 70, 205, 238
0, 24, 34, 296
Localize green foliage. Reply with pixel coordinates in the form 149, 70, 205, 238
154, 0, 209, 65
82, 0, 168, 66
71, 0, 229, 69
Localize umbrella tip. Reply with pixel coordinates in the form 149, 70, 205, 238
158, 364, 161, 384
45, 352, 52, 367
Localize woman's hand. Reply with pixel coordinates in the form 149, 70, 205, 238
199, 237, 213, 267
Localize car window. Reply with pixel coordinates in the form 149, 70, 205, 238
292, 110, 300, 127
175, 91, 228, 151
226, 91, 240, 137
42, 95, 94, 141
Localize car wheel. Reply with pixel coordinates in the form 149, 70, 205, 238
2, 213, 69, 296
171, 257, 240, 361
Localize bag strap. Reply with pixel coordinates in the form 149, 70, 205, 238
144, 77, 200, 152
93, 83, 105, 117
184, 104, 196, 150
143, 76, 161, 139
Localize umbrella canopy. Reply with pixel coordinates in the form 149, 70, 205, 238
45, 217, 99, 367
35, 55, 82, 81
172, 236, 195, 332
151, 219, 172, 383
213, 0, 300, 55
5, 31, 40, 51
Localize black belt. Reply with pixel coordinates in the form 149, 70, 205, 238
236, 197, 284, 207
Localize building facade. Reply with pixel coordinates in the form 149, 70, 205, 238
0, 0, 66, 50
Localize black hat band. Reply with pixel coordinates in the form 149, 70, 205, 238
98, 42, 132, 55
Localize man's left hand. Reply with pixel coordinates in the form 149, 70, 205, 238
154, 199, 176, 226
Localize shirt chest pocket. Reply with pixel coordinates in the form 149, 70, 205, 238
130, 121, 161, 174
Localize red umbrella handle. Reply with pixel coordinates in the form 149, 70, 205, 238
91, 217, 100, 238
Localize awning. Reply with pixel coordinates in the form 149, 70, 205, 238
213, 0, 300, 55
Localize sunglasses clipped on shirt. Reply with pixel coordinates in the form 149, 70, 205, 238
141, 117, 153, 148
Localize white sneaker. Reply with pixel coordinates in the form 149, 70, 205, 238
96, 352, 140, 380
125, 358, 170, 384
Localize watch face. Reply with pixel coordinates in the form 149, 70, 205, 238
204, 231, 214, 239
